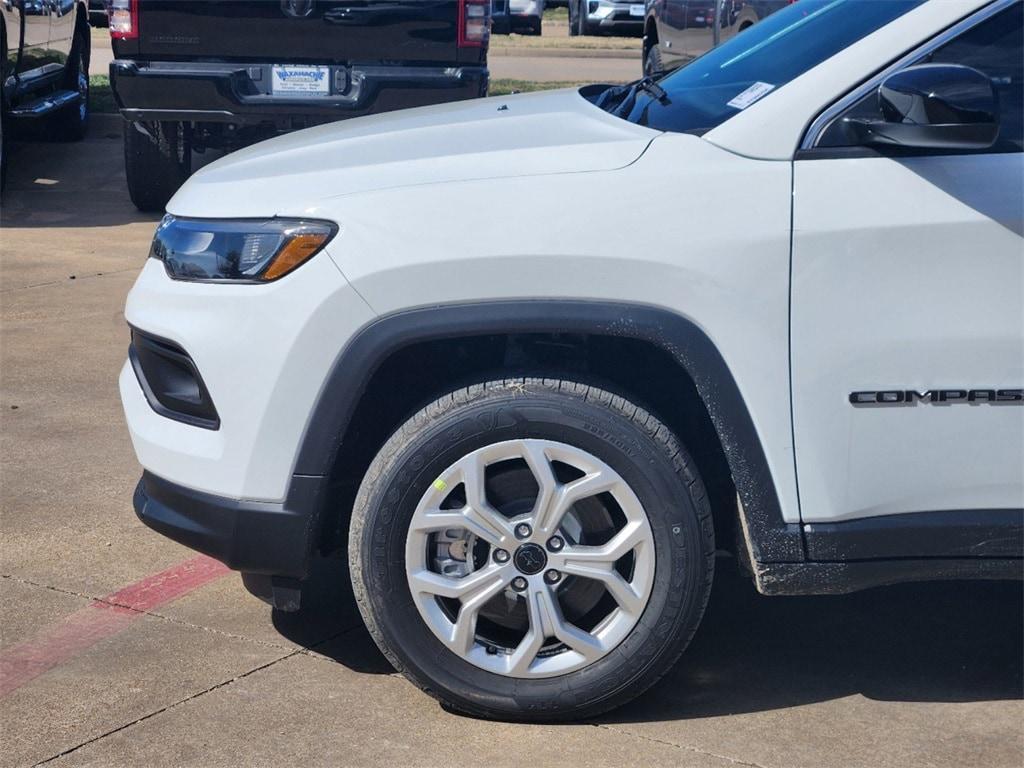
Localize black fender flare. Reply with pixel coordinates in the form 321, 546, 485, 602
293, 300, 804, 563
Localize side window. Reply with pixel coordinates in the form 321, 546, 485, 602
818, 3, 1023, 151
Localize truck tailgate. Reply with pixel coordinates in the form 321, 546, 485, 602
135, 0, 465, 63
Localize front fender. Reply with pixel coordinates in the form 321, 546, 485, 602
292, 300, 804, 563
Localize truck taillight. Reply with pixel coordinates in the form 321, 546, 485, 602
458, 0, 490, 48
109, 0, 139, 40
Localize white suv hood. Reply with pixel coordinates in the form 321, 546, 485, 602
167, 88, 659, 218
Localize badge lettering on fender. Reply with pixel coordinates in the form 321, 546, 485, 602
849, 389, 1023, 406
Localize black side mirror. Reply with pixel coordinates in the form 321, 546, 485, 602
844, 63, 999, 151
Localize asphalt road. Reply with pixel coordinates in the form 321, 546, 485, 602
1, 118, 1023, 768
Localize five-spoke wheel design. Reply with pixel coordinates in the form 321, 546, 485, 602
405, 439, 655, 678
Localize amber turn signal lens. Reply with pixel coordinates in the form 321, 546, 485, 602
261, 232, 331, 281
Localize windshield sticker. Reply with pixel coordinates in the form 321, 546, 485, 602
727, 82, 775, 111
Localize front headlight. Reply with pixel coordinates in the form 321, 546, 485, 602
149, 216, 337, 283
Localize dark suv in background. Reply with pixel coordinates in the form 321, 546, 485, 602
643, 0, 789, 75
108, 0, 492, 211
2, 0, 92, 187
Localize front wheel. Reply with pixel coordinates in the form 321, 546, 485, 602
568, 1, 579, 36
644, 42, 664, 77
1, 107, 8, 196
349, 378, 715, 720
572, 0, 591, 35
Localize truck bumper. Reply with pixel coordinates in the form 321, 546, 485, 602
587, 0, 645, 35
595, 17, 643, 33
110, 59, 489, 125
133, 471, 323, 580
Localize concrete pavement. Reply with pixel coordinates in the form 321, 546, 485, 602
1, 119, 1022, 767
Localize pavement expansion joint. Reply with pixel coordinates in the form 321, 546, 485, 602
2, 572, 364, 653
589, 722, 769, 768
30, 626, 359, 766
31, 650, 302, 767
0, 266, 142, 294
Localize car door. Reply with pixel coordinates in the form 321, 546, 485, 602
790, 3, 1024, 535
47, 0, 76, 65
681, 0, 717, 58
11, 0, 53, 75
654, 0, 688, 70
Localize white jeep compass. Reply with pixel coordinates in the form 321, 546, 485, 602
121, 0, 1024, 720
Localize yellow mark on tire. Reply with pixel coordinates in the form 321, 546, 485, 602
433, 479, 448, 492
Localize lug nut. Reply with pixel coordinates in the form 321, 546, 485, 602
493, 548, 510, 564
546, 536, 564, 552
514, 523, 532, 539
544, 569, 561, 584
511, 576, 528, 591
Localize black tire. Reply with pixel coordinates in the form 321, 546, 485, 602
1, 30, 7, 197
529, 17, 542, 36
349, 378, 715, 721
124, 120, 192, 212
1, 107, 8, 198
574, 0, 592, 35
50, 24, 90, 142
568, 0, 579, 35
644, 42, 664, 77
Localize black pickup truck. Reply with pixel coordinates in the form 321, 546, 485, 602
109, 0, 492, 211
2, 0, 91, 184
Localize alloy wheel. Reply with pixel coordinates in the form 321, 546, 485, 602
405, 439, 656, 678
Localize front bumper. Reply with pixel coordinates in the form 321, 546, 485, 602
595, 17, 643, 32
120, 257, 374, 503
110, 59, 489, 125
134, 471, 322, 579
588, 0, 645, 33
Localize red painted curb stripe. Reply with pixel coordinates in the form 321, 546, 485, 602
103, 553, 230, 612
0, 555, 230, 698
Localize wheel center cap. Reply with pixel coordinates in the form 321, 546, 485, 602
513, 543, 547, 575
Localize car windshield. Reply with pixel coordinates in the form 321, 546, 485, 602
596, 0, 927, 134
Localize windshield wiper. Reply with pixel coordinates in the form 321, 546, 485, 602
595, 76, 669, 116
637, 77, 669, 103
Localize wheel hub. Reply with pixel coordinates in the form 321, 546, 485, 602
512, 543, 547, 575
405, 439, 656, 678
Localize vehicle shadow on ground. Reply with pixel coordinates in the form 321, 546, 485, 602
605, 561, 1023, 723
271, 556, 396, 675
1, 116, 163, 230
279, 555, 1024, 720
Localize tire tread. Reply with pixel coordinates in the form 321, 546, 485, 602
349, 377, 715, 721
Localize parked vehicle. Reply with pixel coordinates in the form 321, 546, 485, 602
724, 0, 792, 30
510, 0, 544, 34
644, 0, 790, 75
1, 0, 91, 186
491, 0, 512, 33
88, 0, 108, 27
107, 0, 492, 212
122, 0, 1023, 721
569, 0, 645, 36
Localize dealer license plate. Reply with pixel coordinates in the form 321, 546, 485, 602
272, 65, 330, 97
630, 4, 645, 17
